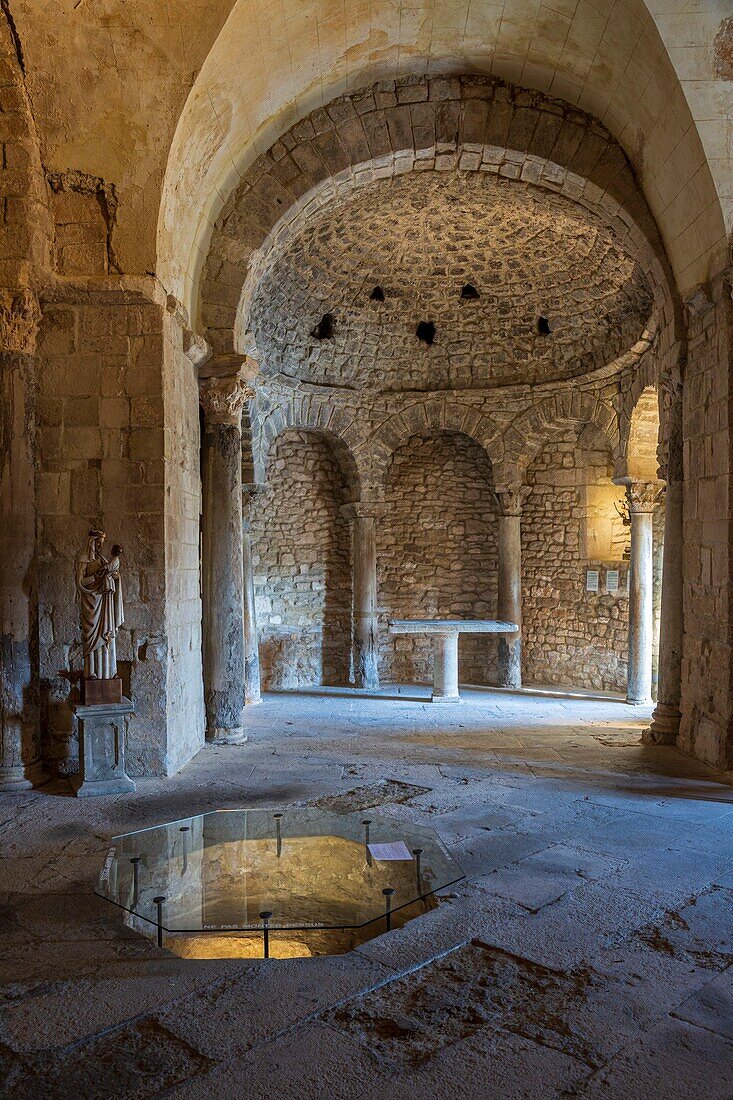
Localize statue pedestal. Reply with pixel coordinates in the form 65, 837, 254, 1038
70, 698, 136, 797
82, 677, 122, 705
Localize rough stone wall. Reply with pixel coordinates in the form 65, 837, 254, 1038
250, 431, 352, 689
378, 431, 498, 685
679, 276, 733, 769
35, 287, 204, 776
522, 428, 630, 692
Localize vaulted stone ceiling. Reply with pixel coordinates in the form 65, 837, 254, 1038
246, 171, 653, 392
8, 1, 729, 307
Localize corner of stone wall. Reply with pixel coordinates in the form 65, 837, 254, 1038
35, 281, 204, 778
679, 267, 733, 771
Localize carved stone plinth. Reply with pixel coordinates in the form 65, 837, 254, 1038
82, 677, 123, 705
70, 698, 136, 797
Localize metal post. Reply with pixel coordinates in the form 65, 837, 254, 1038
179, 826, 190, 873
130, 856, 141, 909
274, 813, 283, 859
153, 895, 166, 949
260, 910, 272, 959
382, 887, 395, 932
363, 819, 372, 866
413, 848, 423, 893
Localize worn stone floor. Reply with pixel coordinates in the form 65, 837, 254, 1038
2, 683, 733, 1099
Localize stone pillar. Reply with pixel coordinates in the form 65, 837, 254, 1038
199, 358, 257, 744
625, 480, 663, 706
647, 385, 684, 743
242, 487, 262, 706
494, 485, 529, 689
342, 503, 384, 690
0, 289, 47, 790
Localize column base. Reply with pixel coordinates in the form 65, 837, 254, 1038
643, 702, 681, 745
244, 696, 263, 708
431, 693, 462, 704
0, 759, 49, 792
207, 727, 248, 746
626, 695, 653, 707
70, 773, 136, 798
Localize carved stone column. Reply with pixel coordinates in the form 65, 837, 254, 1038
647, 381, 684, 742
242, 486, 262, 706
0, 288, 47, 789
199, 358, 257, 743
625, 480, 663, 706
494, 485, 530, 690
342, 503, 385, 691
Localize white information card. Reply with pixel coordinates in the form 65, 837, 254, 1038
368, 841, 413, 861
606, 569, 619, 593
586, 569, 600, 593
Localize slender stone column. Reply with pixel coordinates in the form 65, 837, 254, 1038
647, 386, 684, 742
242, 487, 262, 706
342, 503, 384, 690
0, 289, 47, 789
494, 485, 530, 690
625, 480, 663, 706
199, 358, 257, 743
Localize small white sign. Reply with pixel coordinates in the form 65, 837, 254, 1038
368, 841, 413, 861
586, 570, 600, 593
606, 569, 619, 593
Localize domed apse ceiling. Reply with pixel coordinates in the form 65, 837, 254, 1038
245, 172, 654, 393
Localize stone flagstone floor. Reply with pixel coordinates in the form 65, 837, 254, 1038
1, 683, 733, 1098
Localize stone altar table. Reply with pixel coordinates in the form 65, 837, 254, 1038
388, 620, 519, 702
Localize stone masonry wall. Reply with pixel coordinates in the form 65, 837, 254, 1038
251, 430, 352, 689
378, 431, 499, 685
35, 286, 204, 776
522, 428, 630, 692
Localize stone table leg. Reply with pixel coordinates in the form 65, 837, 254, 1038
199, 360, 257, 743
432, 632, 460, 702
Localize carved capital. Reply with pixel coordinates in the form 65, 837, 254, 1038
625, 479, 664, 514
199, 355, 259, 427
340, 501, 388, 522
183, 329, 211, 368
494, 484, 531, 517
0, 287, 41, 355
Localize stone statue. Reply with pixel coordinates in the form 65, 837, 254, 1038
75, 530, 124, 680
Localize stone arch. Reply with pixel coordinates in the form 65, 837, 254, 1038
366, 400, 501, 491
158, 3, 728, 315
499, 392, 620, 485
254, 395, 366, 499
616, 362, 663, 482
625, 387, 662, 483
198, 74, 678, 359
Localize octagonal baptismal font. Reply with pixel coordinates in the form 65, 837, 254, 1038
96, 808, 464, 958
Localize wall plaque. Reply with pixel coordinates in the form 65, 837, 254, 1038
606, 569, 619, 593
586, 570, 600, 593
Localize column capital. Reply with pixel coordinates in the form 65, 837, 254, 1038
340, 501, 387, 521
199, 355, 258, 427
624, 479, 664, 514
493, 484, 531, 516
0, 286, 41, 355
